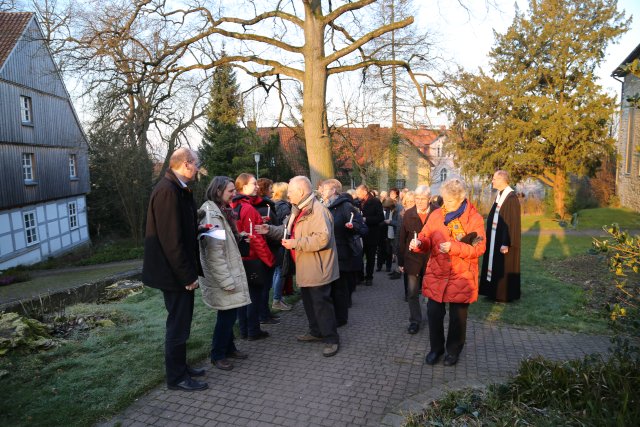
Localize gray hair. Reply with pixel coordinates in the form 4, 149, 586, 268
495, 170, 509, 182
289, 175, 312, 193
440, 178, 467, 202
414, 185, 430, 196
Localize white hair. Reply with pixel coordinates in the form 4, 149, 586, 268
414, 185, 430, 196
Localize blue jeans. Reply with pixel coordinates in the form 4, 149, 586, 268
211, 308, 238, 361
272, 266, 284, 302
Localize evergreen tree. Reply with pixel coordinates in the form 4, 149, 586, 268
200, 62, 254, 178
441, 0, 629, 218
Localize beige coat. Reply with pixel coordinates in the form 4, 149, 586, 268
290, 198, 340, 287
198, 201, 251, 310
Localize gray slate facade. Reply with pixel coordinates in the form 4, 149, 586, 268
613, 43, 640, 212
0, 12, 90, 269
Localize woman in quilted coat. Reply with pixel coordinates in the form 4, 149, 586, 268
199, 176, 251, 371
410, 179, 486, 366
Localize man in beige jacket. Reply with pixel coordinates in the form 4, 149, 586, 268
281, 176, 340, 357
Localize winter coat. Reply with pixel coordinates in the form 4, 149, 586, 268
360, 195, 384, 246
142, 169, 201, 290
255, 196, 283, 264
198, 201, 251, 310
326, 193, 367, 272
288, 198, 340, 287
398, 206, 430, 276
230, 195, 275, 268
415, 201, 486, 304
274, 199, 292, 225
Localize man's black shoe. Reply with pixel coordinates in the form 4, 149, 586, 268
187, 366, 206, 377
168, 378, 208, 391
407, 323, 419, 334
443, 354, 459, 366
247, 330, 270, 341
425, 350, 444, 365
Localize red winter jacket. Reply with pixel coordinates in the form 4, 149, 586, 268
415, 201, 486, 304
230, 195, 275, 268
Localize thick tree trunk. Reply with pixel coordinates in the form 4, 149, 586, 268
553, 167, 567, 219
302, 1, 335, 185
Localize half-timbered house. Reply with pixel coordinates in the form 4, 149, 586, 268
0, 12, 90, 269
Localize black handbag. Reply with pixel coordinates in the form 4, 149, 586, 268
242, 259, 271, 288
281, 249, 296, 277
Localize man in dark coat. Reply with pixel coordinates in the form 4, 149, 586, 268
397, 185, 432, 334
355, 184, 385, 286
321, 179, 367, 324
142, 148, 207, 392
480, 170, 521, 302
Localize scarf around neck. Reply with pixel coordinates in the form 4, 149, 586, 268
444, 199, 467, 225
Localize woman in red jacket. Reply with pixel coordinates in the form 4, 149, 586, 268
410, 179, 486, 366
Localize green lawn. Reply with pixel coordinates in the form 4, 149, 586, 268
0, 289, 214, 427
522, 207, 640, 232
470, 234, 609, 334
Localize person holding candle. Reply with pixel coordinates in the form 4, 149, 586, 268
255, 178, 282, 323
320, 179, 367, 323
397, 186, 433, 334
355, 184, 385, 286
230, 173, 275, 341
198, 176, 251, 371
272, 182, 295, 301
409, 179, 486, 366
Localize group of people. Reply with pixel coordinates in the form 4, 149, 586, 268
142, 147, 521, 392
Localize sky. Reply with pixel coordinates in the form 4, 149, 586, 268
415, 0, 640, 101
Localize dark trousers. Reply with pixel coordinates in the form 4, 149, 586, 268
162, 289, 194, 386
377, 237, 392, 271
300, 283, 339, 344
363, 243, 377, 279
331, 274, 350, 325
342, 270, 358, 305
259, 276, 273, 321
211, 308, 238, 361
238, 284, 263, 337
426, 299, 469, 357
407, 274, 423, 324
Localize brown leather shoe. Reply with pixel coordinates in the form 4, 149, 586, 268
296, 333, 322, 342
212, 359, 234, 371
227, 350, 248, 360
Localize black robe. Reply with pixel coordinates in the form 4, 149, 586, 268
479, 191, 521, 302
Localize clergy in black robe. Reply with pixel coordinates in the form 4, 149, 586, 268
480, 170, 521, 302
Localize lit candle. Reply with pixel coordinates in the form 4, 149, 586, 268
283, 227, 287, 240
267, 205, 271, 218
349, 212, 354, 224
414, 231, 417, 241
249, 218, 253, 236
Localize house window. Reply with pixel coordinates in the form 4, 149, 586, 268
440, 168, 448, 182
23, 211, 39, 245
68, 202, 78, 229
20, 95, 32, 124
624, 108, 634, 174
395, 179, 406, 189
69, 154, 77, 178
22, 153, 35, 182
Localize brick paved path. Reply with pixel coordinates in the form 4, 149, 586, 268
100, 272, 611, 427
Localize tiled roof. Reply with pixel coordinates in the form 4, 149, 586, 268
256, 124, 443, 176
0, 12, 32, 70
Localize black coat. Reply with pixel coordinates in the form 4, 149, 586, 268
360, 195, 384, 246
480, 191, 521, 302
326, 193, 367, 272
397, 206, 430, 276
142, 170, 201, 290
274, 199, 291, 225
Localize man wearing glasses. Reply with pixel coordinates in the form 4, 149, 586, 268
143, 147, 208, 391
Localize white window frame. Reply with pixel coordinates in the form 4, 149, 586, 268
68, 202, 78, 229
22, 153, 35, 182
24, 211, 39, 246
69, 154, 77, 178
20, 95, 32, 124
440, 168, 448, 183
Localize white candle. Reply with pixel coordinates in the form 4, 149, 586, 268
414, 231, 417, 241
249, 218, 253, 236
283, 227, 287, 239
267, 205, 271, 218
349, 212, 354, 224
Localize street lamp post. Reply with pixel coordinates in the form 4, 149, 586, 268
253, 152, 261, 179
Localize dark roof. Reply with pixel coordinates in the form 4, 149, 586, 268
0, 12, 33, 70
612, 42, 640, 77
